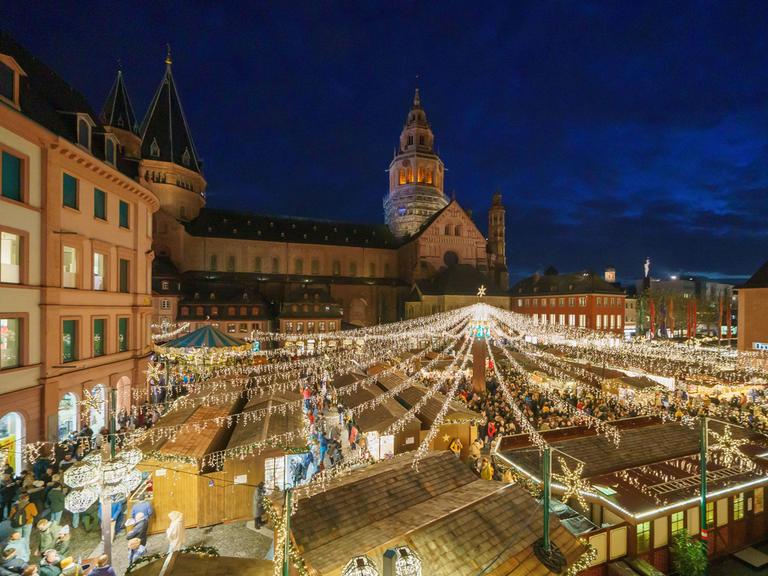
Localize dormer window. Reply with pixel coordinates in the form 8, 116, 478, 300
77, 117, 91, 150
181, 147, 191, 166
105, 138, 116, 166
0, 55, 25, 109
150, 138, 160, 158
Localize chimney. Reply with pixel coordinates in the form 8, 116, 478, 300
605, 266, 616, 283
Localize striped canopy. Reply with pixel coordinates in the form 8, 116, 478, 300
165, 325, 245, 349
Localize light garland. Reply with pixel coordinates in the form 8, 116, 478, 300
708, 424, 752, 470
552, 456, 591, 511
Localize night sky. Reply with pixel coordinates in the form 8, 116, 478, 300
6, 2, 768, 284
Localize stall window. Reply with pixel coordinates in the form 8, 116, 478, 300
734, 493, 745, 521
671, 511, 684, 536
636, 521, 650, 553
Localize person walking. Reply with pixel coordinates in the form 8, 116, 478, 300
0, 547, 27, 576
88, 555, 116, 576
252, 482, 265, 530
35, 520, 56, 558
127, 538, 146, 567
3, 532, 29, 564
44, 484, 65, 525
9, 494, 36, 545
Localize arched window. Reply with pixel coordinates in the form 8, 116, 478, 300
417, 167, 424, 182
181, 147, 191, 166
0, 412, 24, 473
444, 224, 451, 235
425, 170, 433, 184
407, 168, 413, 183
149, 138, 160, 158
398, 169, 406, 185
58, 393, 78, 440
294, 259, 303, 274
455, 225, 462, 236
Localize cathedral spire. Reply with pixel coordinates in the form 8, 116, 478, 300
101, 66, 138, 135
140, 49, 202, 173
412, 87, 421, 109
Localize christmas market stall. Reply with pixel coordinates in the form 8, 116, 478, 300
288, 451, 586, 575
496, 417, 768, 575
127, 549, 273, 576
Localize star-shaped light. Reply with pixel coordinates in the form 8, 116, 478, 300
709, 425, 750, 469
477, 285, 487, 298
80, 389, 104, 414
553, 457, 590, 510
145, 361, 163, 383
442, 434, 451, 443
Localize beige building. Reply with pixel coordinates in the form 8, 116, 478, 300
0, 33, 158, 452
737, 259, 768, 353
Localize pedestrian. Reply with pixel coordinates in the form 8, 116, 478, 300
37, 550, 61, 576
127, 538, 145, 566
130, 495, 153, 522
53, 526, 70, 557
44, 484, 65, 525
0, 547, 27, 575
126, 512, 148, 546
88, 555, 116, 576
35, 520, 56, 557
3, 533, 28, 564
449, 437, 463, 458
480, 458, 494, 481
0, 475, 17, 522
252, 482, 265, 529
9, 494, 36, 545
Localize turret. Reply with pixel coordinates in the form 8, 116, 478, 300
100, 66, 141, 158
383, 89, 448, 237
488, 191, 508, 289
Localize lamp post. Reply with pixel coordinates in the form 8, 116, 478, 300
700, 415, 708, 547
283, 488, 292, 576
542, 446, 552, 554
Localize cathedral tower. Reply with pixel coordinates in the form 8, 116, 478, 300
138, 49, 206, 222
384, 89, 448, 237
100, 66, 141, 158
488, 191, 508, 289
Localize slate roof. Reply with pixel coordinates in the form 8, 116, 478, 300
185, 208, 401, 249
291, 451, 584, 575
413, 264, 506, 297
100, 69, 138, 134
140, 59, 202, 173
740, 259, 768, 289
511, 270, 625, 296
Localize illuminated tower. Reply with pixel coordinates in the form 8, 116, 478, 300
384, 89, 448, 237
487, 191, 508, 289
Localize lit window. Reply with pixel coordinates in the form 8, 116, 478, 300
63, 246, 78, 288
636, 521, 650, 553
93, 253, 105, 290
150, 138, 160, 157
0, 317, 20, 369
62, 320, 78, 363
118, 318, 128, 352
671, 511, 684, 536
161, 280, 169, 290
93, 318, 105, 357
706, 501, 714, 528
734, 493, 745, 521
0, 231, 21, 283
161, 299, 170, 310
1, 151, 22, 201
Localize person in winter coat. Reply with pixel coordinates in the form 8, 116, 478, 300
480, 458, 494, 481
35, 520, 57, 557
449, 438, 463, 457
44, 484, 65, 524
87, 555, 116, 576
37, 550, 61, 576
53, 526, 70, 558
126, 512, 148, 547
0, 547, 27, 576
10, 495, 37, 544
127, 538, 145, 566
252, 482, 265, 529
165, 511, 185, 553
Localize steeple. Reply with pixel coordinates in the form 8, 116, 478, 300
384, 89, 447, 237
101, 66, 138, 135
140, 50, 202, 173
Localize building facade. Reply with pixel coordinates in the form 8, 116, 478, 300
0, 33, 158, 453
510, 267, 626, 333
737, 259, 768, 353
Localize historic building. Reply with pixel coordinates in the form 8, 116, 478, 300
110, 61, 511, 332
510, 267, 626, 333
737, 259, 768, 353
0, 32, 157, 455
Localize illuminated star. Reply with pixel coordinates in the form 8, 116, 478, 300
709, 425, 750, 469
442, 434, 451, 443
145, 361, 162, 383
477, 285, 487, 298
80, 389, 104, 413
553, 457, 590, 510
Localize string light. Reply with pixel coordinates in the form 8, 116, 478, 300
552, 456, 590, 511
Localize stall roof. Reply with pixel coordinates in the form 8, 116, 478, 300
291, 451, 585, 575
226, 389, 306, 452
334, 371, 415, 434
128, 552, 273, 576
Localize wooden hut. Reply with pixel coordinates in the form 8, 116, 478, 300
128, 552, 273, 576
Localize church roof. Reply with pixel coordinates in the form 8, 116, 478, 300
140, 53, 202, 173
740, 259, 768, 289
413, 264, 506, 297
511, 270, 625, 296
100, 68, 138, 134
185, 208, 401, 249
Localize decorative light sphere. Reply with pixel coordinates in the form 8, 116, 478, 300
342, 556, 379, 576
65, 486, 99, 513
63, 461, 99, 488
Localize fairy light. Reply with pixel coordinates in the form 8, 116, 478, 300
708, 424, 752, 470
552, 456, 591, 511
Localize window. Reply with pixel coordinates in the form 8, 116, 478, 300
0, 61, 14, 102
419, 135, 425, 145
62, 246, 78, 288
272, 257, 279, 273
77, 118, 90, 149
227, 323, 236, 333
294, 258, 303, 274
596, 315, 602, 330
319, 322, 326, 332
239, 323, 248, 333
210, 254, 218, 271
92, 318, 105, 357
568, 297, 575, 306
311, 258, 319, 275
1, 151, 22, 201
296, 322, 303, 333
558, 314, 565, 325
253, 257, 262, 273
616, 315, 622, 329
227, 255, 236, 272
350, 262, 357, 276
149, 138, 160, 157
407, 135, 413, 146
558, 297, 565, 306
160, 299, 170, 310
332, 260, 341, 276
93, 253, 105, 290
444, 224, 451, 235
62, 320, 78, 363
369, 263, 376, 277
329, 321, 336, 331
734, 493, 745, 521
118, 317, 128, 352
119, 200, 130, 228
161, 280, 169, 290
568, 314, 576, 326
0, 317, 20, 369
579, 314, 586, 328
119, 258, 129, 293
94, 189, 106, 220
0, 231, 20, 283
705, 501, 715, 528
105, 139, 115, 165
671, 511, 684, 536
636, 521, 650, 553
62, 173, 78, 209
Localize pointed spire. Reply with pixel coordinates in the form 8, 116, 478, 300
165, 43, 172, 66
101, 65, 138, 134
140, 50, 202, 173
412, 87, 421, 109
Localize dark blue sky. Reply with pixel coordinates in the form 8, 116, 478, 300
7, 1, 768, 284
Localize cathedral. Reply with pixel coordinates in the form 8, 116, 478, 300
100, 53, 509, 333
